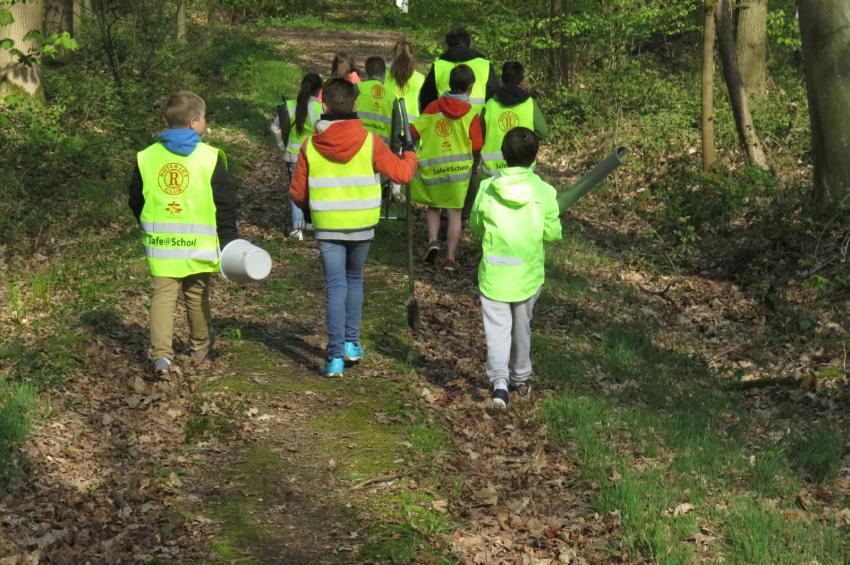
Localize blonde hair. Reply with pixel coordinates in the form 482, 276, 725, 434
164, 91, 206, 128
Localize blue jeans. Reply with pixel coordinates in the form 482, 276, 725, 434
318, 239, 371, 360
288, 162, 305, 229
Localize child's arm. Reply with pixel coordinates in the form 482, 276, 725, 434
128, 165, 144, 223
212, 156, 239, 247
418, 64, 437, 113
485, 62, 500, 102
469, 115, 484, 154
543, 188, 563, 243
533, 99, 550, 140
289, 144, 310, 211
270, 115, 285, 151
372, 135, 417, 184
409, 123, 420, 142
469, 183, 487, 238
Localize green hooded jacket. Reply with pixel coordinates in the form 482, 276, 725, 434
470, 167, 562, 302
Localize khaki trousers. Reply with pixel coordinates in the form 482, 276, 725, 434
150, 273, 212, 360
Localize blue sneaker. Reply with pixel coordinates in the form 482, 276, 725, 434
323, 358, 344, 378
344, 341, 363, 362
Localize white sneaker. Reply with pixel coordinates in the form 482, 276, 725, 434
289, 229, 304, 241
153, 357, 172, 376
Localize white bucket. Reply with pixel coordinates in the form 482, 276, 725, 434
220, 239, 272, 283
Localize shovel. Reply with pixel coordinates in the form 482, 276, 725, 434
399, 98, 420, 331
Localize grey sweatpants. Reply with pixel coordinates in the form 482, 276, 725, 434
480, 287, 542, 389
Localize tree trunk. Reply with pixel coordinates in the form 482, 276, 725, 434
176, 0, 186, 43
0, 1, 45, 101
548, 0, 571, 87
798, 0, 850, 208
736, 0, 768, 96
72, 0, 90, 34
207, 0, 217, 24
715, 0, 768, 169
702, 0, 717, 172
43, 0, 73, 61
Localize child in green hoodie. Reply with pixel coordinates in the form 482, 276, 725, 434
469, 127, 562, 409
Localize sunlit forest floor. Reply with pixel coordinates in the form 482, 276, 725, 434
2, 22, 850, 564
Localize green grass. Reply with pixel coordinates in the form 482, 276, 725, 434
0, 381, 36, 481
539, 231, 850, 563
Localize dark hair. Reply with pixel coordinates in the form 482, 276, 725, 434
445, 27, 471, 48
331, 52, 359, 79
294, 73, 322, 136
365, 56, 386, 79
502, 127, 539, 167
501, 61, 524, 86
449, 64, 475, 94
390, 39, 415, 89
323, 78, 356, 113
165, 91, 205, 127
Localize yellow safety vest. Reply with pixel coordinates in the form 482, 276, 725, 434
434, 58, 490, 113
411, 111, 476, 209
138, 142, 224, 278
481, 98, 535, 178
385, 69, 425, 120
285, 98, 323, 159
355, 80, 395, 144
306, 134, 381, 230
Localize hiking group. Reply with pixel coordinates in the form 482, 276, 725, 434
129, 26, 560, 410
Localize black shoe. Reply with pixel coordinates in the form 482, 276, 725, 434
491, 388, 509, 410
509, 381, 532, 397
423, 243, 440, 264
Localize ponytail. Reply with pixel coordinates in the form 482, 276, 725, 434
331, 52, 359, 79
391, 39, 415, 89
294, 73, 322, 136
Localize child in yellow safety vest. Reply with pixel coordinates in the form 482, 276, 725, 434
410, 64, 484, 271
470, 127, 562, 410
128, 91, 239, 378
480, 62, 549, 178
270, 72, 323, 240
355, 56, 401, 148
289, 79, 417, 378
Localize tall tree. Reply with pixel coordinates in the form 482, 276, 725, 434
548, 0, 571, 87
798, 0, 850, 208
702, 0, 717, 171
176, 0, 186, 43
0, 1, 45, 101
736, 0, 767, 96
715, 0, 767, 169
43, 0, 73, 61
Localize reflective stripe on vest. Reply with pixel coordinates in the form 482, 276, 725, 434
137, 142, 223, 278
486, 255, 524, 266
385, 69, 425, 119
356, 80, 395, 143
306, 134, 381, 230
481, 98, 535, 177
434, 58, 491, 112
410, 111, 475, 208
286, 98, 323, 157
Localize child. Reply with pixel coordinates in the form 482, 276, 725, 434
355, 56, 400, 146
410, 64, 483, 271
289, 78, 417, 377
384, 39, 425, 122
270, 73, 323, 240
480, 61, 549, 178
128, 91, 239, 377
469, 127, 561, 409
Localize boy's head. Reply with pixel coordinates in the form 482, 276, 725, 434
364, 56, 387, 80
502, 127, 539, 168
449, 64, 475, 95
322, 78, 356, 114
445, 27, 471, 49
165, 91, 206, 134
501, 61, 524, 87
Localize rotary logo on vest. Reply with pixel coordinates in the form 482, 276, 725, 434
435, 118, 452, 137
498, 111, 520, 133
158, 163, 190, 195
370, 83, 385, 98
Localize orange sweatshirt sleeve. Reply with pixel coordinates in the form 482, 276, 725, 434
372, 135, 417, 184
469, 115, 484, 153
289, 143, 310, 211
